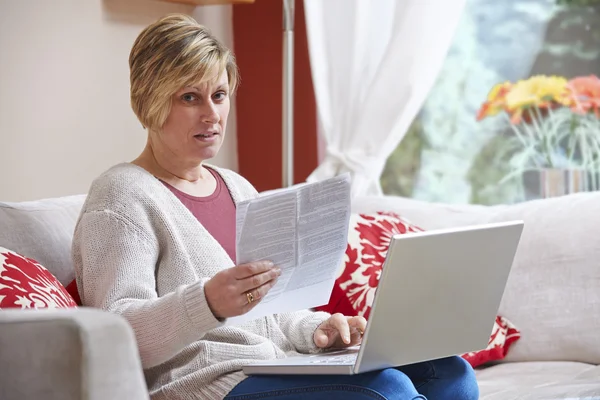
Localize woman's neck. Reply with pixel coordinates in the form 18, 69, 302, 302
133, 141, 208, 184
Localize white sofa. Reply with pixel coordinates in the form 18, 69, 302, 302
1, 192, 599, 400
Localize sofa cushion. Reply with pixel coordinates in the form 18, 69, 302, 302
487, 191, 600, 365
0, 246, 77, 309
476, 361, 600, 400
0, 195, 86, 286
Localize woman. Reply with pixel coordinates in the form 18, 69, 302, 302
72, 14, 479, 400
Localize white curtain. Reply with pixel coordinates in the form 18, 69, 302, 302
304, 0, 467, 197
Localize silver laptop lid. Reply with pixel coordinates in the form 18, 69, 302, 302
354, 221, 524, 374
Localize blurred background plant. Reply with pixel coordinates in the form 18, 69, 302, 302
476, 74, 600, 190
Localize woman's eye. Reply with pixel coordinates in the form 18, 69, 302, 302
214, 91, 228, 101
182, 93, 198, 102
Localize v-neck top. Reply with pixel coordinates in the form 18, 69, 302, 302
161, 167, 237, 263
71, 162, 330, 400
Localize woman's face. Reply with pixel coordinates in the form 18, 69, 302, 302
156, 70, 230, 165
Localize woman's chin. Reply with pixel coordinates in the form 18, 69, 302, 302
195, 147, 221, 162
193, 138, 222, 160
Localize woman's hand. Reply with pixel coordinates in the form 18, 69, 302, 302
204, 261, 281, 319
313, 313, 367, 349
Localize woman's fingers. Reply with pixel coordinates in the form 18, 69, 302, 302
238, 265, 281, 293
329, 313, 352, 344
313, 313, 353, 348
233, 260, 275, 279
347, 316, 367, 333
205, 261, 281, 319
347, 316, 367, 344
241, 276, 279, 310
314, 329, 330, 348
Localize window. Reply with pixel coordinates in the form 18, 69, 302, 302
380, 0, 600, 205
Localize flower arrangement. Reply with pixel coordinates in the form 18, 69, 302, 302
476, 74, 600, 184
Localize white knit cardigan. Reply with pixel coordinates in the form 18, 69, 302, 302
72, 163, 330, 400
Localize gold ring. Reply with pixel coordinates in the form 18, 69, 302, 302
246, 292, 255, 304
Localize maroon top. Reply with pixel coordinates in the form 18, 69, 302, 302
161, 168, 237, 263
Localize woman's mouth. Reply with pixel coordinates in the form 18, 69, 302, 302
194, 132, 219, 142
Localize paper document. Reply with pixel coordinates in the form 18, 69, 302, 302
227, 174, 351, 325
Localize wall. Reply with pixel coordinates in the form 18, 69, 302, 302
0, 0, 237, 202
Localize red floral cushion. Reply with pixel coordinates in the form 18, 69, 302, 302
0, 246, 77, 309
462, 315, 521, 367
315, 211, 520, 368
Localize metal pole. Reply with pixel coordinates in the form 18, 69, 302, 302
282, 0, 295, 187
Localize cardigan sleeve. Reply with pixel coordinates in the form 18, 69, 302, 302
274, 309, 331, 353
72, 209, 224, 369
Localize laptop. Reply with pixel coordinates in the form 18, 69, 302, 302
243, 220, 524, 375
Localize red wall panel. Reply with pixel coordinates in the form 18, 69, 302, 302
233, 0, 318, 191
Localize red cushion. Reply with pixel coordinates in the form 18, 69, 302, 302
315, 211, 520, 368
462, 315, 521, 367
65, 279, 82, 306
0, 246, 77, 309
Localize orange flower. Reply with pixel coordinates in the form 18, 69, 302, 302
504, 75, 570, 124
476, 76, 571, 124
568, 75, 600, 117
476, 81, 512, 121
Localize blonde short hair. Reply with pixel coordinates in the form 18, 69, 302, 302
129, 14, 239, 131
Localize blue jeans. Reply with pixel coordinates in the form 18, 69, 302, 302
225, 356, 479, 400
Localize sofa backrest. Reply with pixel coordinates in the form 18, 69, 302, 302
0, 195, 86, 286
353, 193, 600, 365
487, 192, 600, 365
351, 195, 502, 229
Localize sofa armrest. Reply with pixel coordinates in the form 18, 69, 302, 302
0, 308, 149, 400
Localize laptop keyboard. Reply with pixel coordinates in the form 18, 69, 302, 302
308, 353, 358, 365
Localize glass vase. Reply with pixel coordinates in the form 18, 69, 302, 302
522, 168, 600, 200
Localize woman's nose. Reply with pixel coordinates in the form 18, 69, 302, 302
202, 102, 220, 124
